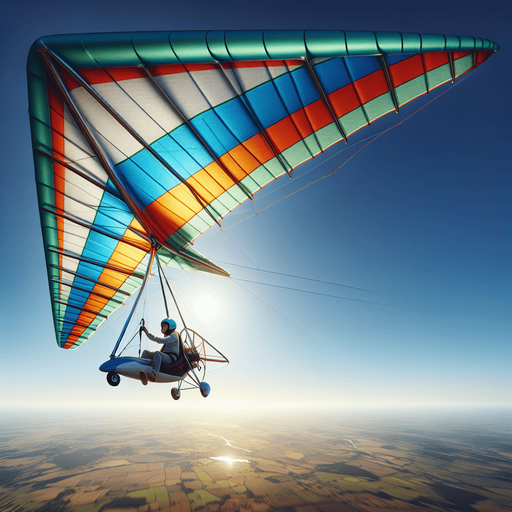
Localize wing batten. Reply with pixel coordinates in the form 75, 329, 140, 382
48, 264, 134, 296
47, 247, 147, 279
36, 148, 124, 200
40, 46, 161, 228
51, 279, 125, 305
303, 58, 348, 142
40, 206, 149, 252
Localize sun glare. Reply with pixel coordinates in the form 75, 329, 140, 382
210, 456, 250, 464
193, 294, 220, 321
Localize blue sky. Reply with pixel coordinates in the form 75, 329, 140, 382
0, 0, 510, 413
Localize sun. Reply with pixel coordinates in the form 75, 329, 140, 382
193, 294, 220, 321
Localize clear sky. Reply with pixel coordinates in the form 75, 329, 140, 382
0, 0, 510, 413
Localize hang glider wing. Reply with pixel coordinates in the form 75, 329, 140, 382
27, 30, 499, 348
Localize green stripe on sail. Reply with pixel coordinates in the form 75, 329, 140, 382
364, 93, 395, 122
340, 109, 368, 137
426, 64, 451, 90
395, 76, 427, 106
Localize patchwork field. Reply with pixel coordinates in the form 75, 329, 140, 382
0, 410, 510, 511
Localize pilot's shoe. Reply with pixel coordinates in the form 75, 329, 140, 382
139, 371, 148, 386
147, 370, 157, 382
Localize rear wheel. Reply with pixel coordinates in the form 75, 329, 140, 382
107, 372, 120, 387
171, 388, 181, 400
200, 382, 210, 398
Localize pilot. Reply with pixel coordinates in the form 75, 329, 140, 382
139, 318, 180, 385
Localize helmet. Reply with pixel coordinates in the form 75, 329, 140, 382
161, 318, 176, 331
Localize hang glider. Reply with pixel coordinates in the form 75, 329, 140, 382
27, 30, 499, 349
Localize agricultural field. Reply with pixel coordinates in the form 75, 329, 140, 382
0, 410, 511, 511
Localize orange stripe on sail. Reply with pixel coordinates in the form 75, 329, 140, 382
265, 116, 302, 153
188, 168, 227, 202
202, 162, 237, 191
304, 98, 335, 131
475, 50, 493, 67
329, 83, 365, 118
144, 184, 199, 239
290, 108, 314, 139
352, 69, 389, 105
242, 132, 275, 164
222, 144, 261, 177
47, 84, 66, 275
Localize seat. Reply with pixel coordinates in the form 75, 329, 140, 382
158, 336, 189, 377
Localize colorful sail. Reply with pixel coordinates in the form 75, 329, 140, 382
27, 30, 498, 349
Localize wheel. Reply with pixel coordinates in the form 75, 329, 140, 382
171, 387, 181, 400
200, 382, 210, 398
107, 372, 120, 387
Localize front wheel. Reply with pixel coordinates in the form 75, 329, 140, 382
171, 388, 181, 400
107, 372, 120, 387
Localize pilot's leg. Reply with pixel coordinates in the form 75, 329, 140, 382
140, 350, 155, 385
148, 352, 172, 381
141, 350, 154, 360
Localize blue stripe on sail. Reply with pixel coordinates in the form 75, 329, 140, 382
61, 224, 119, 330
274, 73, 303, 113
117, 153, 179, 207
164, 127, 213, 171
93, 195, 133, 237
214, 98, 260, 145
82, 233, 118, 264
289, 66, 320, 105
313, 58, 352, 94
343, 55, 382, 82
245, 81, 289, 128
386, 54, 414, 65
191, 108, 241, 157
62, 306, 81, 332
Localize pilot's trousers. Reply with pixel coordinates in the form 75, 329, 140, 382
141, 350, 174, 372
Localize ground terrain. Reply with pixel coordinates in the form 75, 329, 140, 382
0, 410, 510, 511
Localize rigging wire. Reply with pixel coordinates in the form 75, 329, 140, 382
156, 252, 188, 329
216, 260, 380, 294
220, 230, 260, 270
165, 272, 229, 379
197, 277, 306, 363
196, 273, 356, 390
159, 265, 345, 371
230, 277, 396, 307
199, 138, 365, 225
139, 273, 149, 356
231, 278, 343, 353
176, 271, 214, 341
156, 254, 170, 318
119, 267, 151, 356
155, 264, 297, 373
118, 329, 140, 356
